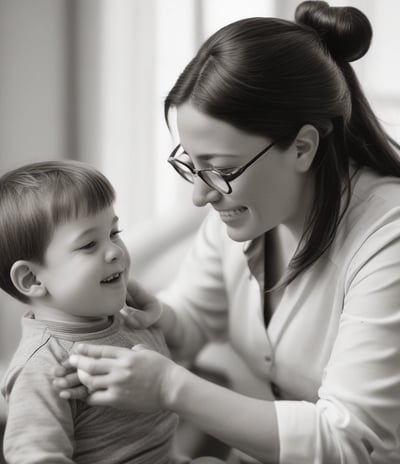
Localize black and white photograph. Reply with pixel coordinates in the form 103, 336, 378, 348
0, 1, 400, 463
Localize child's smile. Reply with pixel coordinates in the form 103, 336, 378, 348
101, 271, 124, 285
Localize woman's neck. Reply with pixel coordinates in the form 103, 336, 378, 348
283, 172, 315, 244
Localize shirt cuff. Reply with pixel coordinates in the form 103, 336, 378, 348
275, 400, 317, 464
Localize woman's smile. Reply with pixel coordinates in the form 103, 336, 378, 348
216, 206, 248, 221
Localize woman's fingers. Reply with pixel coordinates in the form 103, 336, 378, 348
121, 304, 162, 329
68, 344, 137, 391
123, 279, 163, 329
73, 343, 128, 359
79, 346, 171, 411
58, 342, 173, 413
77, 370, 115, 392
70, 344, 151, 375
126, 279, 154, 307
191, 459, 227, 464
131, 343, 151, 352
69, 355, 115, 376
54, 344, 141, 400
85, 389, 120, 407
120, 307, 151, 329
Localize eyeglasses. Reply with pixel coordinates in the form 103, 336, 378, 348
168, 141, 275, 194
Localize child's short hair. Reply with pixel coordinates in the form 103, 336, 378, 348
0, 160, 115, 303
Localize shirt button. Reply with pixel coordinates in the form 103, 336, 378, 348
271, 382, 281, 398
265, 355, 272, 362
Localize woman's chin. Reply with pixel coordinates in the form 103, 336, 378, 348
224, 223, 255, 242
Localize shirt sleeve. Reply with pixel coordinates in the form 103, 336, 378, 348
159, 210, 229, 361
3, 351, 76, 463
275, 214, 400, 463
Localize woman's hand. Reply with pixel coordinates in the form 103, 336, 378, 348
67, 343, 179, 412
122, 279, 163, 330
124, 279, 183, 349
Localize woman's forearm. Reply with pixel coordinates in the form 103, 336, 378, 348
65, 343, 280, 460
163, 364, 280, 463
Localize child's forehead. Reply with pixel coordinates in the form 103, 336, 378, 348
64, 204, 117, 223
50, 204, 117, 238
51, 199, 116, 223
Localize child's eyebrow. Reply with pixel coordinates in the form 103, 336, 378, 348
72, 216, 119, 244
72, 227, 97, 244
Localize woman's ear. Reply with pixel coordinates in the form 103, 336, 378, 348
294, 124, 319, 173
10, 260, 47, 299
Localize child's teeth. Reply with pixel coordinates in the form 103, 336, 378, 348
103, 272, 120, 283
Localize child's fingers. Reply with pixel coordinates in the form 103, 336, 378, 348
53, 371, 81, 389
53, 365, 68, 377
59, 385, 89, 400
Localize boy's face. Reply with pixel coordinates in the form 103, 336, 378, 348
35, 205, 130, 322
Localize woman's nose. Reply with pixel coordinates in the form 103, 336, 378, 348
105, 242, 124, 263
192, 177, 221, 207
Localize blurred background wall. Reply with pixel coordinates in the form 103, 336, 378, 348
0, 0, 399, 418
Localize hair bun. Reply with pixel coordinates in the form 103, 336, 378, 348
295, 1, 372, 62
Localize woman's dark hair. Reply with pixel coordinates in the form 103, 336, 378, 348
165, 1, 400, 287
0, 160, 115, 303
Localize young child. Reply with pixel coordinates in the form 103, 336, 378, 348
0, 160, 179, 464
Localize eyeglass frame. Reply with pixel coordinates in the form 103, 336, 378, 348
167, 140, 276, 194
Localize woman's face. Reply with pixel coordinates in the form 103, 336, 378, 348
176, 102, 314, 242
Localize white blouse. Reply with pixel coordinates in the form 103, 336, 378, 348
160, 167, 400, 463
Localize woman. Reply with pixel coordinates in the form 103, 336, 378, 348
55, 1, 400, 463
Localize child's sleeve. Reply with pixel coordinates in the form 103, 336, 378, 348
3, 354, 76, 464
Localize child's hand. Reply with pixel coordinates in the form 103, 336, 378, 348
52, 359, 89, 400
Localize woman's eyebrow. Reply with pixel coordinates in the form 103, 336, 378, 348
196, 153, 240, 161
181, 147, 240, 161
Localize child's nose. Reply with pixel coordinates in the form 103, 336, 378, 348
105, 242, 124, 262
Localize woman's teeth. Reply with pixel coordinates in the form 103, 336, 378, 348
219, 207, 247, 218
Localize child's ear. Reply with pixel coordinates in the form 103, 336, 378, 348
10, 260, 47, 299
294, 124, 320, 173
